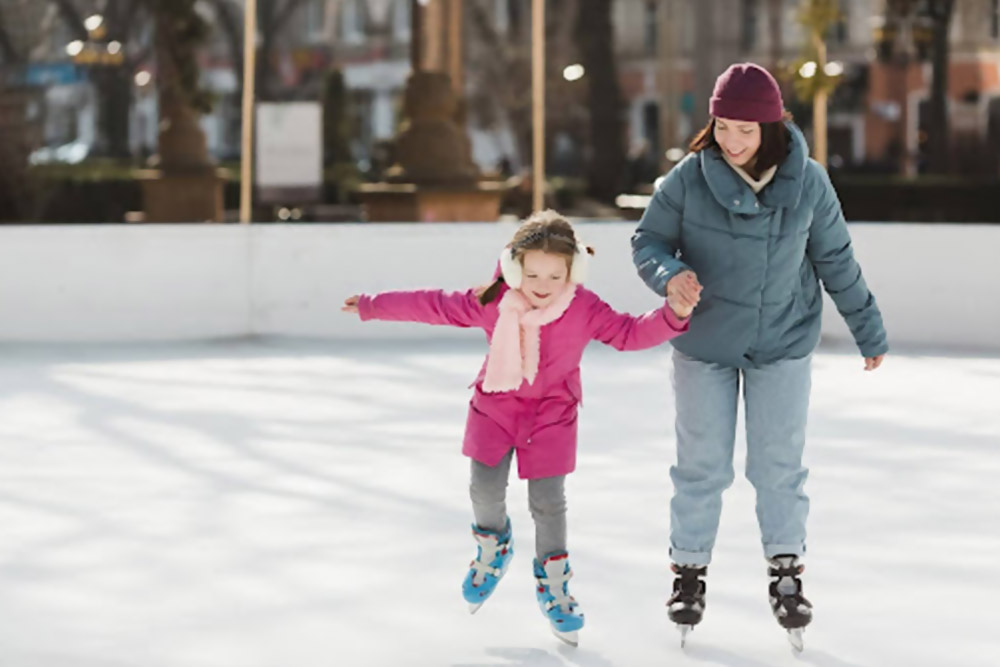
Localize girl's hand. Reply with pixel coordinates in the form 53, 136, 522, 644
666, 271, 702, 318
342, 295, 361, 314
864, 354, 886, 371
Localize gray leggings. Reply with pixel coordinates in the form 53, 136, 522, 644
469, 449, 567, 560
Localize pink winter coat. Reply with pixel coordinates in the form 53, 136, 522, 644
357, 283, 688, 479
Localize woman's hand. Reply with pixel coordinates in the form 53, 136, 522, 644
864, 354, 886, 371
341, 295, 360, 314
666, 271, 703, 319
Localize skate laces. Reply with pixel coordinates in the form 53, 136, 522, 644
768, 556, 804, 597
470, 531, 508, 585
768, 556, 811, 611
670, 564, 706, 604
539, 558, 575, 612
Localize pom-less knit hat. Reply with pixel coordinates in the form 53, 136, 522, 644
709, 63, 784, 123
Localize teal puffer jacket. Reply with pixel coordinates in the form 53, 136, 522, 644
632, 123, 888, 368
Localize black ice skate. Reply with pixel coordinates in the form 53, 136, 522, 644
768, 554, 813, 652
667, 563, 706, 647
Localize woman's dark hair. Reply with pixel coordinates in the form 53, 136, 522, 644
688, 111, 793, 180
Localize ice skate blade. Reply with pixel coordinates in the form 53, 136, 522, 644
551, 628, 579, 647
787, 628, 804, 652
677, 624, 693, 648
468, 602, 484, 614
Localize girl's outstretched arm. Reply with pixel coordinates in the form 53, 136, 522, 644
586, 291, 689, 351
346, 289, 487, 329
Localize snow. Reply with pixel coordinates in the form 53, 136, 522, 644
1, 338, 998, 666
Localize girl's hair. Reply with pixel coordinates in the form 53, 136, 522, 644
477, 209, 592, 306
689, 111, 793, 180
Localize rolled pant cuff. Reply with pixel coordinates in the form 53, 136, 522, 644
669, 547, 712, 566
763, 543, 805, 560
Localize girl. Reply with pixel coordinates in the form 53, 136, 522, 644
632, 63, 888, 650
342, 210, 697, 646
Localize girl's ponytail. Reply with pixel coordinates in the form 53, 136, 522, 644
476, 276, 506, 306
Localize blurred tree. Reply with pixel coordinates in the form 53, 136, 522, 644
875, 0, 953, 174
143, 0, 211, 195
924, 0, 954, 174
790, 0, 842, 167
146, 0, 213, 170
467, 0, 591, 190
206, 0, 312, 101
322, 66, 352, 165
766, 0, 784, 73
139, 0, 223, 222
0, 5, 21, 64
574, 0, 624, 203
466, 0, 536, 169
50, 0, 150, 158
0, 4, 30, 220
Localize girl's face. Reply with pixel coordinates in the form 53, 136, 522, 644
714, 117, 761, 167
519, 249, 571, 308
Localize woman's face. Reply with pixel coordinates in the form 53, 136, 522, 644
519, 249, 571, 308
714, 117, 762, 168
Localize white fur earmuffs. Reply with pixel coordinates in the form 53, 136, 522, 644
499, 241, 590, 289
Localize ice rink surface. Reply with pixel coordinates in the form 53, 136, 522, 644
1, 337, 998, 667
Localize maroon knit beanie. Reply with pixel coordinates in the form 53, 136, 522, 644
709, 63, 784, 123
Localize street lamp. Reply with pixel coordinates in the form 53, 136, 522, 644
64, 18, 125, 66
563, 64, 585, 82
84, 14, 105, 33
824, 60, 844, 76
799, 61, 818, 78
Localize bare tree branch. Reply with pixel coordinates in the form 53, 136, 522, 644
49, 0, 89, 41
206, 0, 245, 92
0, 6, 23, 63
272, 0, 312, 35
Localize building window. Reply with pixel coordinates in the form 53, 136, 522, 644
742, 0, 758, 52
392, 0, 411, 41
340, 0, 366, 45
305, 0, 327, 42
494, 0, 509, 34
644, 2, 657, 54
833, 0, 849, 45
992, 0, 999, 40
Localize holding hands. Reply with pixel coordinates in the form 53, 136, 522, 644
666, 271, 703, 319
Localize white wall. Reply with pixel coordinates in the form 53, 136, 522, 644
0, 223, 997, 351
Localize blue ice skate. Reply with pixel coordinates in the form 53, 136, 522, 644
533, 551, 585, 646
461, 519, 514, 613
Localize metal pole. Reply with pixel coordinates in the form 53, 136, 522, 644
411, 0, 422, 70
240, 0, 259, 224
532, 0, 545, 212
447, 0, 463, 96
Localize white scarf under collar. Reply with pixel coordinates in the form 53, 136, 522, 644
722, 153, 778, 193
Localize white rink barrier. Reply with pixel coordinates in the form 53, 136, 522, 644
0, 222, 997, 351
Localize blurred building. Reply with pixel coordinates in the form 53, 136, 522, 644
3, 0, 999, 176
615, 0, 1000, 175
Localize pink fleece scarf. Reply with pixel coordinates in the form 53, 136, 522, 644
482, 285, 578, 393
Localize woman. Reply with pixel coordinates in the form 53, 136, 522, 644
632, 63, 888, 649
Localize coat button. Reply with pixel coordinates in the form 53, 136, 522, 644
754, 202, 759, 208
733, 199, 740, 206
526, 438, 532, 444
